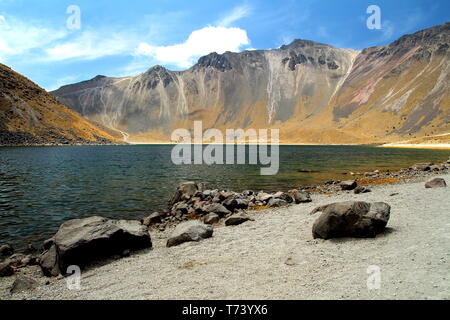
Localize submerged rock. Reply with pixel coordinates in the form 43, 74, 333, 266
167, 220, 213, 247
39, 216, 152, 276
425, 178, 447, 188
310, 201, 390, 239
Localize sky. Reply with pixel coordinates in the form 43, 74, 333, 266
0, 0, 448, 90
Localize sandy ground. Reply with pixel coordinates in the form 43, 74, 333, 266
1, 174, 449, 300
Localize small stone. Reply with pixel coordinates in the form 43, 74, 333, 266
0, 244, 14, 258
225, 213, 253, 226
354, 186, 371, 194
10, 276, 39, 294
340, 180, 357, 191
425, 178, 447, 188
0, 261, 14, 277
204, 213, 220, 225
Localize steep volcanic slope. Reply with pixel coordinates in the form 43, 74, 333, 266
52, 23, 450, 144
0, 64, 123, 145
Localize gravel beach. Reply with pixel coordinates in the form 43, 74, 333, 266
1, 174, 449, 300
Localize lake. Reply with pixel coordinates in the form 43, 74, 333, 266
1, 145, 449, 249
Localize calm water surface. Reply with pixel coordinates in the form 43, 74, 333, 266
1, 145, 449, 249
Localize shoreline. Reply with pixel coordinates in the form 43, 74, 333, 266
2, 142, 449, 150
1, 171, 448, 300
0, 158, 449, 299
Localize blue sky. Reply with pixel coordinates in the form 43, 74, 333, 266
0, 0, 448, 90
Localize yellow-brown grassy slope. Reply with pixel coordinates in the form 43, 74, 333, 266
0, 64, 123, 145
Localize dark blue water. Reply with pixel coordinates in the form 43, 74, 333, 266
1, 145, 449, 249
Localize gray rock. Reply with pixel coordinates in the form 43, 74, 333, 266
267, 198, 289, 207
0, 244, 14, 259
273, 192, 294, 203
142, 212, 165, 226
256, 192, 273, 202
311, 201, 390, 239
354, 186, 372, 194
10, 276, 39, 294
222, 198, 249, 211
411, 163, 432, 171
40, 244, 60, 277
290, 190, 312, 203
202, 203, 231, 217
167, 220, 213, 247
0, 260, 14, 277
340, 180, 358, 191
170, 181, 198, 205
39, 216, 152, 276
204, 213, 220, 225
225, 213, 253, 226
425, 178, 447, 188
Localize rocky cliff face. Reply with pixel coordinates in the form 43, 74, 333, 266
0, 64, 122, 146
52, 23, 450, 144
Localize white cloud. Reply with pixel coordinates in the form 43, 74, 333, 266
217, 4, 251, 27
45, 31, 138, 61
0, 15, 67, 61
136, 26, 250, 68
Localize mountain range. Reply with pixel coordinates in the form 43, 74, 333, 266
1, 23, 449, 146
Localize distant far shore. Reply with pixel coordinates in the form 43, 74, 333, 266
1, 142, 450, 150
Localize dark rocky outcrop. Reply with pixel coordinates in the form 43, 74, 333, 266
310, 201, 391, 239
39, 216, 152, 276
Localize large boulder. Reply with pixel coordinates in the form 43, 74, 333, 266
310, 201, 390, 239
39, 216, 152, 276
166, 220, 213, 247
425, 178, 447, 188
